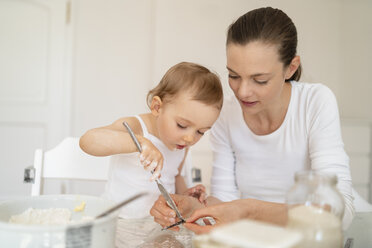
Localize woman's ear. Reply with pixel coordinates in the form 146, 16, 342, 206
150, 96, 162, 116
285, 56, 301, 80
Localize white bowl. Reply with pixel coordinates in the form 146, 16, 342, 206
0, 194, 118, 248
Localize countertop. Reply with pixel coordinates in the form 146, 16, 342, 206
344, 211, 372, 248
114, 212, 372, 248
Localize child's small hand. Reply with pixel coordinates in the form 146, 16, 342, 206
183, 184, 207, 204
138, 137, 163, 181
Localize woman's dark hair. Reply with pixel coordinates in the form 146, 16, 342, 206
227, 7, 302, 82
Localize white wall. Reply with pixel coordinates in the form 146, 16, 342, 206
72, 0, 372, 132
69, 0, 372, 197
72, 0, 154, 136
339, 1, 372, 119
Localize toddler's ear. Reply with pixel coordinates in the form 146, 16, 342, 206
150, 96, 162, 116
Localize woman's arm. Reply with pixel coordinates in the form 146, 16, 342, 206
307, 85, 355, 230
209, 100, 241, 201
185, 199, 287, 234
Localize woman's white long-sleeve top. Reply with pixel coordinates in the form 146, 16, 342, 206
210, 81, 354, 229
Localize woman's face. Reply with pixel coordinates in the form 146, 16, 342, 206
226, 41, 289, 116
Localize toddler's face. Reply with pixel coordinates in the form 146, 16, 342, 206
155, 92, 220, 150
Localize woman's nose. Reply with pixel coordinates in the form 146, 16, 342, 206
237, 81, 253, 98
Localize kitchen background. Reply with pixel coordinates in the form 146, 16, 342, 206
0, 0, 371, 203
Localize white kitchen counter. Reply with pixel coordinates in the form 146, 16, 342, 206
114, 212, 372, 248
115, 217, 193, 247
344, 212, 372, 248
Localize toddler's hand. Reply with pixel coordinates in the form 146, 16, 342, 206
183, 184, 207, 204
138, 137, 163, 181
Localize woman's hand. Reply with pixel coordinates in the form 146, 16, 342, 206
150, 194, 204, 231
184, 200, 247, 234
183, 184, 207, 204
137, 137, 164, 181
185, 199, 287, 234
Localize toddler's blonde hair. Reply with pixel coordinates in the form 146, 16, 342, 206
147, 62, 223, 109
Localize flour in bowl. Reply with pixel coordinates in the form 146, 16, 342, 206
9, 208, 72, 225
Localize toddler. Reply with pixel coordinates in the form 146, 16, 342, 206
80, 62, 223, 219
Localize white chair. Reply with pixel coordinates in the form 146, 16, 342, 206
24, 137, 110, 196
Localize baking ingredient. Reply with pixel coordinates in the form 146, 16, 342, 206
9, 208, 71, 225
287, 205, 342, 248
74, 201, 86, 212
9, 207, 93, 225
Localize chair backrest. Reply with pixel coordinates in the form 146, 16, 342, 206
32, 137, 110, 196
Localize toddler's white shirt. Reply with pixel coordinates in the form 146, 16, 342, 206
104, 115, 186, 219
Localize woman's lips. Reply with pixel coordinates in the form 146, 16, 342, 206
241, 100, 258, 107
176, 145, 186, 149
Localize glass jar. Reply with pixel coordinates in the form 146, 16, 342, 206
286, 171, 344, 248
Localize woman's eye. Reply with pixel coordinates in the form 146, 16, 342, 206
228, 74, 239, 79
177, 123, 186, 129
254, 79, 268, 84
197, 131, 205, 135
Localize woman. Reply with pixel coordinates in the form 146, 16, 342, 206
150, 7, 354, 234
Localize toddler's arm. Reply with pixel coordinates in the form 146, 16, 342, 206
80, 117, 139, 156
183, 184, 207, 204
175, 175, 207, 203
175, 150, 207, 204
175, 150, 189, 195
79, 117, 163, 180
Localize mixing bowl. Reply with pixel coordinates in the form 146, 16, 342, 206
0, 194, 119, 248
